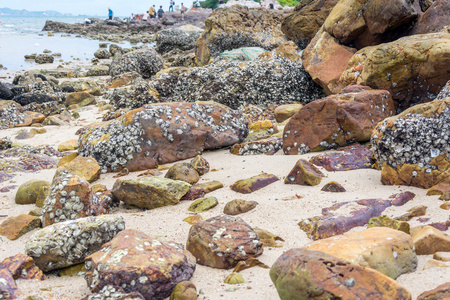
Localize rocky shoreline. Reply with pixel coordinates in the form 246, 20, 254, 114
0, 0, 450, 299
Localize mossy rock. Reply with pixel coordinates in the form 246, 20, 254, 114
15, 179, 51, 205
188, 196, 218, 213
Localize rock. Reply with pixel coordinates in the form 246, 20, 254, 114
58, 152, 78, 167
15, 179, 50, 205
440, 202, 450, 210
109, 47, 163, 78
302, 28, 357, 94
0, 100, 45, 129
270, 249, 412, 299
188, 196, 219, 213
57, 139, 79, 152
340, 33, 450, 110
224, 272, 245, 284
190, 155, 209, 176
29, 208, 43, 216
85, 229, 195, 300
390, 191, 415, 206
439, 191, 450, 200
165, 163, 200, 185
412, 225, 450, 255
107, 71, 142, 89
35, 54, 54, 64
283, 85, 395, 154
195, 5, 288, 65
423, 259, 450, 270
58, 263, 86, 276
224, 199, 258, 215
284, 159, 324, 186
433, 252, 450, 262
321, 181, 346, 192
245, 120, 279, 142
183, 215, 206, 225
57, 155, 101, 183
112, 177, 191, 209
65, 92, 96, 110
427, 180, 450, 196
94, 48, 111, 59
230, 137, 283, 155
417, 282, 450, 300
281, 0, 339, 48
86, 286, 145, 300
372, 98, 450, 189
305, 227, 417, 279
156, 27, 202, 54
230, 173, 279, 194
0, 214, 41, 240
310, 144, 374, 171
169, 281, 197, 300
367, 215, 410, 234
78, 102, 249, 173
16, 129, 35, 140
0, 137, 12, 150
274, 103, 303, 123
410, 0, 450, 35
86, 65, 110, 77
0, 82, 13, 100
254, 227, 285, 247
186, 215, 263, 269
396, 205, 427, 221
437, 80, 450, 100
25, 215, 124, 271
181, 181, 224, 200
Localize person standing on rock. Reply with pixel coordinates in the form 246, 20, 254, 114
169, 0, 175, 11
108, 8, 114, 20
157, 6, 164, 19
181, 3, 186, 20
149, 5, 155, 18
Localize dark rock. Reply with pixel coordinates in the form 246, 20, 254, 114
13, 93, 57, 106
0, 82, 13, 100
156, 27, 202, 54
410, 0, 450, 35
321, 181, 346, 192
417, 282, 450, 300
230, 173, 279, 194
94, 48, 111, 59
310, 144, 374, 171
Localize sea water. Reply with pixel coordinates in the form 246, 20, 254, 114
0, 15, 135, 74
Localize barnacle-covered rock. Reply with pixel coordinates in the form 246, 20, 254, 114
60, 79, 101, 96
111, 177, 191, 209
25, 215, 125, 271
65, 92, 96, 110
35, 54, 54, 64
270, 249, 412, 300
78, 102, 249, 172
109, 47, 163, 78
283, 85, 395, 155
195, 5, 289, 65
94, 48, 111, 59
85, 286, 145, 300
153, 56, 324, 110
156, 26, 203, 55
0, 100, 45, 129
437, 80, 450, 100
230, 137, 283, 155
340, 33, 450, 111
85, 229, 196, 300
106, 71, 142, 89
186, 215, 263, 269
371, 98, 450, 188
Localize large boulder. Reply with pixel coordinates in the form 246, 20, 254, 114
305, 227, 417, 279
283, 85, 396, 154
281, 0, 339, 48
371, 98, 450, 188
156, 26, 203, 55
186, 215, 263, 269
270, 249, 412, 299
25, 215, 125, 271
339, 32, 450, 111
109, 47, 163, 78
0, 100, 45, 129
85, 229, 196, 300
409, 0, 450, 35
35, 54, 54, 64
78, 102, 249, 172
195, 5, 288, 65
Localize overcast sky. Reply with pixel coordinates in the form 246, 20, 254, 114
2, 0, 181, 16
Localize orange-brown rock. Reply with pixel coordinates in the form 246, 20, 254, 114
186, 215, 263, 269
190, 155, 210, 176
283, 85, 395, 154
270, 248, 412, 299
57, 155, 101, 183
107, 71, 142, 88
57, 139, 79, 152
417, 282, 450, 300
412, 226, 450, 255
285, 159, 324, 186
302, 28, 357, 94
423, 259, 450, 270
427, 180, 450, 196
410, 0, 450, 35
274, 103, 303, 123
0, 214, 41, 240
65, 91, 95, 110
85, 229, 196, 300
0, 100, 45, 129
305, 227, 417, 279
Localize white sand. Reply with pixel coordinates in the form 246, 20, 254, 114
0, 84, 449, 300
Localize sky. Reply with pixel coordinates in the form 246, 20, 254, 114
1, 0, 183, 17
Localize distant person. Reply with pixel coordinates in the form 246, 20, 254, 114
84, 18, 91, 26
169, 0, 175, 11
143, 11, 150, 21
152, 5, 157, 18
181, 3, 186, 20
196, 0, 200, 8
269, 3, 274, 9
149, 5, 155, 18
108, 8, 114, 20
157, 6, 164, 19
219, 0, 223, 4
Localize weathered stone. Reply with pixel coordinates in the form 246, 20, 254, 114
224, 272, 245, 284
110, 47, 163, 78
440, 202, 450, 210
86, 65, 110, 77
423, 259, 450, 270
16, 129, 35, 140
57, 152, 78, 167
321, 181, 346, 192
85, 229, 195, 300
410, 0, 450, 35
85, 286, 145, 300
94, 48, 111, 59
190, 155, 209, 176
245, 120, 278, 142
183, 215, 206, 225
284, 159, 324, 186
412, 225, 450, 255
188, 196, 218, 213
112, 177, 191, 209
254, 227, 285, 248
372, 98, 450, 188
57, 139, 79, 152
230, 137, 283, 156
230, 173, 279, 194
0, 214, 41, 240
283, 85, 395, 154
169, 281, 197, 300
60, 79, 101, 96
107, 71, 142, 89
29, 208, 43, 216
186, 215, 263, 269
156, 26, 203, 54
434, 252, 450, 262
367, 215, 410, 234
58, 263, 86, 276
274, 103, 303, 123
57, 155, 101, 183
396, 205, 427, 221
165, 163, 200, 185
305, 227, 417, 279
417, 282, 450, 300
35, 54, 54, 64
440, 191, 450, 200
65, 92, 96, 110
390, 191, 415, 206
224, 199, 258, 215
427, 180, 450, 196
15, 179, 50, 205
0, 100, 45, 129
270, 248, 412, 300
310, 144, 374, 171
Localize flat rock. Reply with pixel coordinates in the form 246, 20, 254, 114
423, 259, 450, 270
427, 180, 450, 196
188, 196, 218, 213
25, 215, 125, 271
396, 205, 427, 221
165, 162, 200, 185
224, 199, 258, 215
15, 179, 50, 205
57, 139, 79, 152
0, 214, 41, 240
85, 229, 195, 300
230, 137, 283, 156
367, 215, 410, 234
57, 155, 101, 183
270, 248, 411, 300
412, 225, 450, 255
309, 144, 374, 171
284, 159, 324, 186
230, 173, 279, 194
417, 282, 450, 300
186, 215, 263, 269
305, 227, 417, 279
321, 181, 346, 192
274, 103, 303, 123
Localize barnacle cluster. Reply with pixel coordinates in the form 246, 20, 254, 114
0, 102, 25, 129
156, 27, 202, 54
109, 47, 163, 78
